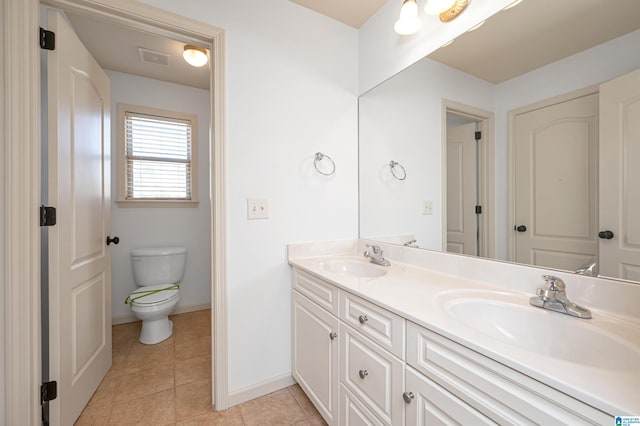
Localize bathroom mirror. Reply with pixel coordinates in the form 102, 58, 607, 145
359, 0, 640, 283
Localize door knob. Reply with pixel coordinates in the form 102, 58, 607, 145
358, 315, 368, 324
403, 392, 415, 404
358, 369, 368, 379
598, 230, 614, 240
329, 332, 337, 340
515, 225, 527, 232
106, 236, 120, 245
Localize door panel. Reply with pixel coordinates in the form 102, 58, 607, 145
514, 93, 598, 270
47, 9, 111, 425
599, 68, 640, 280
447, 122, 477, 256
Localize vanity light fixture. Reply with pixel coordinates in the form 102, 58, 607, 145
395, 0, 470, 35
394, 0, 423, 35
182, 45, 208, 67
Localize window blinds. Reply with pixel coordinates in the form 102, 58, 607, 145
125, 112, 192, 200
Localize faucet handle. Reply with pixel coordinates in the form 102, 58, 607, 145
365, 244, 381, 254
542, 275, 565, 292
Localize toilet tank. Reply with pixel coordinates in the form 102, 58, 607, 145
131, 246, 187, 286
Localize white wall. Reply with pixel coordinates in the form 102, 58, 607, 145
138, 0, 359, 394
359, 57, 494, 250
358, 0, 513, 94
106, 70, 212, 322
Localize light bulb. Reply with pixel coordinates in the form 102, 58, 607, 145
424, 0, 454, 16
183, 45, 208, 67
394, 0, 422, 35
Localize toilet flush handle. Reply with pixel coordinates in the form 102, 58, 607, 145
106, 236, 120, 246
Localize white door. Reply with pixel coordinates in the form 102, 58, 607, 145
599, 68, 640, 281
513, 93, 598, 271
47, 9, 112, 425
447, 122, 478, 255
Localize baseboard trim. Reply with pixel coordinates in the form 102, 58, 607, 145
112, 302, 211, 325
227, 374, 297, 407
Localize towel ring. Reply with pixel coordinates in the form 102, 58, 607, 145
390, 161, 406, 180
314, 152, 336, 176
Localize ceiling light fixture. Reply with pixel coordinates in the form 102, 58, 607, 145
394, 0, 423, 35
183, 45, 208, 67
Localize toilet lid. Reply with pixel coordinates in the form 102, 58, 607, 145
130, 284, 179, 306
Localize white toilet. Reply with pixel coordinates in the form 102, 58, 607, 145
127, 246, 187, 344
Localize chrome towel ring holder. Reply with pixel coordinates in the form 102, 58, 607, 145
314, 152, 336, 176
390, 161, 406, 180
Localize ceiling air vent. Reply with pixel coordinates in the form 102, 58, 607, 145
137, 47, 169, 66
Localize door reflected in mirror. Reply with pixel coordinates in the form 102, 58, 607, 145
358, 0, 640, 283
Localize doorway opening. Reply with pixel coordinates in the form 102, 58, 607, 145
37, 0, 227, 423
442, 100, 495, 259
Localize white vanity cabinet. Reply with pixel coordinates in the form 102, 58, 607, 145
292, 270, 340, 425
292, 265, 612, 425
293, 268, 405, 426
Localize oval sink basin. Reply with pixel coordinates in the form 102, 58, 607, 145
444, 298, 640, 370
321, 259, 387, 278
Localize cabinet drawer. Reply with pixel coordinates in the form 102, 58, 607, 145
340, 291, 405, 359
340, 385, 385, 426
340, 325, 404, 426
405, 366, 496, 425
293, 268, 340, 315
406, 322, 610, 425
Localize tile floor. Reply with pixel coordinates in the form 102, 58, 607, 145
75, 309, 326, 425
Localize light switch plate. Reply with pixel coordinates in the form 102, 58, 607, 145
422, 200, 433, 215
247, 198, 269, 219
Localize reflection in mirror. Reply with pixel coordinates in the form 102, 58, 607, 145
359, 0, 640, 283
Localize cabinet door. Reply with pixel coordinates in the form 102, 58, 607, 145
405, 367, 496, 425
293, 291, 339, 425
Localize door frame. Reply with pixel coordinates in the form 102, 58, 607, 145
2, 0, 229, 423
442, 100, 495, 258
507, 85, 598, 262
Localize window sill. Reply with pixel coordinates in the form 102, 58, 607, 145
116, 199, 200, 208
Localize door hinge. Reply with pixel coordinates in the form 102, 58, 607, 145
474, 131, 482, 141
40, 205, 57, 226
41, 381, 57, 404
40, 27, 55, 50
475, 205, 482, 214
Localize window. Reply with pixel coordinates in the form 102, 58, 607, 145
117, 104, 198, 206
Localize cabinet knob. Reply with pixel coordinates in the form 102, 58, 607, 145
358, 369, 368, 379
358, 315, 368, 324
403, 392, 415, 404
329, 332, 337, 340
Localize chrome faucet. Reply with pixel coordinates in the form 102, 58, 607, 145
363, 244, 390, 266
530, 275, 591, 319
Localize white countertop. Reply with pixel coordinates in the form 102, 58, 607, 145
288, 241, 640, 416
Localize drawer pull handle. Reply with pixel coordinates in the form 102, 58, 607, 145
358, 315, 368, 324
329, 332, 337, 340
403, 392, 415, 404
358, 369, 368, 379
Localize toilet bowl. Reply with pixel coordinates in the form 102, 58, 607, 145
127, 247, 187, 344
130, 284, 180, 344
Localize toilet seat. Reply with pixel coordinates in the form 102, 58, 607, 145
130, 284, 179, 307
